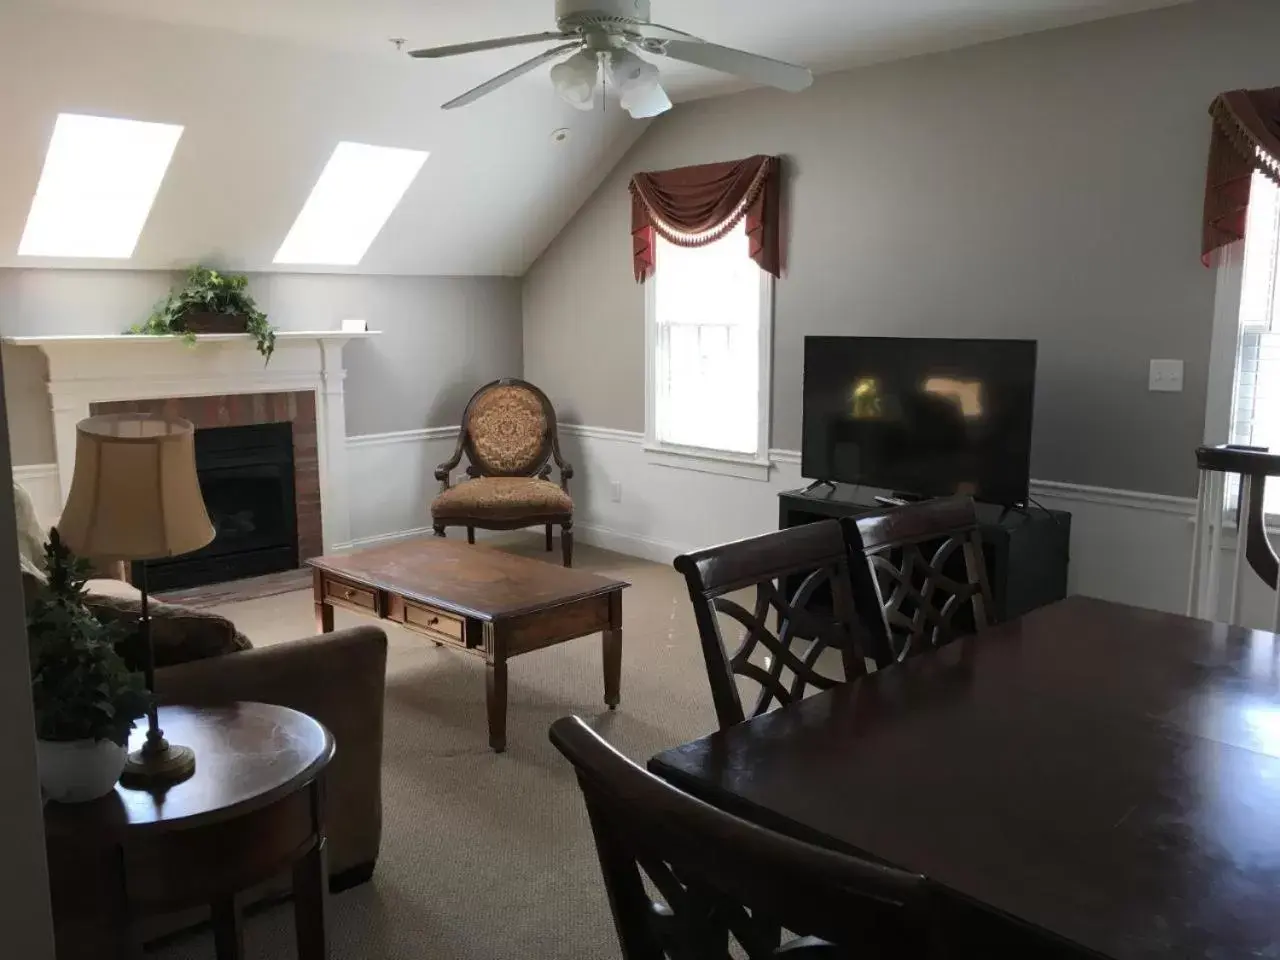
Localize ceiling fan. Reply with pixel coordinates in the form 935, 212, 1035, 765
409, 0, 814, 119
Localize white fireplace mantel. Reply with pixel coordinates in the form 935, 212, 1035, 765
4, 330, 378, 552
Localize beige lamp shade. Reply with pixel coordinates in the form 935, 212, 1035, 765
58, 414, 215, 562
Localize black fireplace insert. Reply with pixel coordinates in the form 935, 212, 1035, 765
138, 422, 299, 592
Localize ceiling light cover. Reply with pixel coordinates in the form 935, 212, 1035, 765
274, 142, 428, 267
609, 50, 672, 119
18, 113, 183, 259
621, 83, 672, 119
551, 51, 600, 111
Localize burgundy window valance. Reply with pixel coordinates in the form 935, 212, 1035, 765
1202, 87, 1280, 265
629, 155, 782, 283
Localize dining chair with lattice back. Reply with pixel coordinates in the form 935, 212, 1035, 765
842, 497, 994, 665
673, 519, 873, 732
550, 715, 945, 960
431, 378, 575, 566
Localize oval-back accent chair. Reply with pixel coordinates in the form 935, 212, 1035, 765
431, 379, 575, 566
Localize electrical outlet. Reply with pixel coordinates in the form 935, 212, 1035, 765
1149, 359, 1184, 393
610, 481, 623, 503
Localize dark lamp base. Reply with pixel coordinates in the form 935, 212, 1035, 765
120, 741, 196, 788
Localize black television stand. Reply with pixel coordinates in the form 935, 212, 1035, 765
778, 487, 1071, 624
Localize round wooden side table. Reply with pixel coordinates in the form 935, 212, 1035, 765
43, 702, 335, 960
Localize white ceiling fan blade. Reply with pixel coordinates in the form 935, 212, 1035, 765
658, 40, 813, 93
410, 31, 573, 59
441, 42, 582, 110
631, 21, 702, 42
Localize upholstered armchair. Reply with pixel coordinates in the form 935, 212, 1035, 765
431, 379, 576, 566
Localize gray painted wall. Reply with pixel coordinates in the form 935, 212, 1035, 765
0, 269, 523, 465
523, 0, 1280, 498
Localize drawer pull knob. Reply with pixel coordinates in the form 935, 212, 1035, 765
428, 616, 439, 625
344, 589, 355, 599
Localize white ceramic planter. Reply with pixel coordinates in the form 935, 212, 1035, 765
36, 738, 127, 803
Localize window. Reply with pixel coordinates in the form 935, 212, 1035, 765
1226, 170, 1280, 513
18, 113, 183, 259
645, 222, 774, 478
274, 142, 428, 266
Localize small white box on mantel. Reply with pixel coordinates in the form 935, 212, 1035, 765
341, 318, 368, 332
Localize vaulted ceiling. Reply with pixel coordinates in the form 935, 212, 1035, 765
1, 0, 1186, 276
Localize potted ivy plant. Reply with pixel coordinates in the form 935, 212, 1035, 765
129, 265, 277, 362
28, 530, 150, 803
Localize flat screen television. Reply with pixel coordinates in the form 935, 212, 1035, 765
801, 336, 1037, 506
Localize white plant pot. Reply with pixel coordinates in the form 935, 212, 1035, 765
36, 738, 127, 803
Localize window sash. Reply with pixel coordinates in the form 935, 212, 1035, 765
654, 321, 760, 454
648, 223, 768, 459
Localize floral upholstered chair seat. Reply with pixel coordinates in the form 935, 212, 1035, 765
431, 379, 576, 566
432, 477, 572, 522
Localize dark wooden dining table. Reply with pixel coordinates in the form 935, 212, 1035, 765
648, 595, 1280, 960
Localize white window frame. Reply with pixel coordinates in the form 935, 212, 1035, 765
1205, 169, 1280, 523
643, 242, 775, 481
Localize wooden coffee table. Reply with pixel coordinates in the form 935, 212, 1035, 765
309, 537, 628, 752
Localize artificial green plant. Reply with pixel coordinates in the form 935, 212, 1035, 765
27, 530, 150, 747
129, 265, 276, 361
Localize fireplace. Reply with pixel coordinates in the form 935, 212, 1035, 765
137, 422, 300, 592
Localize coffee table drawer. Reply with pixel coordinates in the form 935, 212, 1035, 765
322, 575, 379, 614
398, 598, 466, 646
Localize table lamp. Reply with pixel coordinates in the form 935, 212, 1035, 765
57, 414, 214, 787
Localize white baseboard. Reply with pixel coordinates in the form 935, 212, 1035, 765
332, 524, 439, 553
333, 522, 519, 553
571, 522, 690, 566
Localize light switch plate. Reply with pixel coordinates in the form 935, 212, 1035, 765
1149, 359, 1184, 393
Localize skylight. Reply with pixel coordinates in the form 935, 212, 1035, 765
274, 142, 428, 266
18, 113, 183, 259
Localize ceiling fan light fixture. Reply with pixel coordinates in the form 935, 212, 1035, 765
411, 0, 813, 115
621, 81, 672, 119
609, 48, 672, 119
608, 48, 657, 92
551, 50, 600, 111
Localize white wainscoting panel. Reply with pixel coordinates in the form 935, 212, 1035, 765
555, 424, 1216, 621
340, 424, 1280, 624
25, 424, 1280, 627
341, 427, 459, 550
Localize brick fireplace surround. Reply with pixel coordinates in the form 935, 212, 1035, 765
2, 330, 375, 558
91, 391, 323, 562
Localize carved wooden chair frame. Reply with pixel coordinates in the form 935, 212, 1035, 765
842, 497, 994, 665
674, 520, 871, 731
433, 378, 575, 564
550, 716, 943, 959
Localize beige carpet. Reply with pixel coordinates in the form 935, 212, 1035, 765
152, 538, 722, 960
